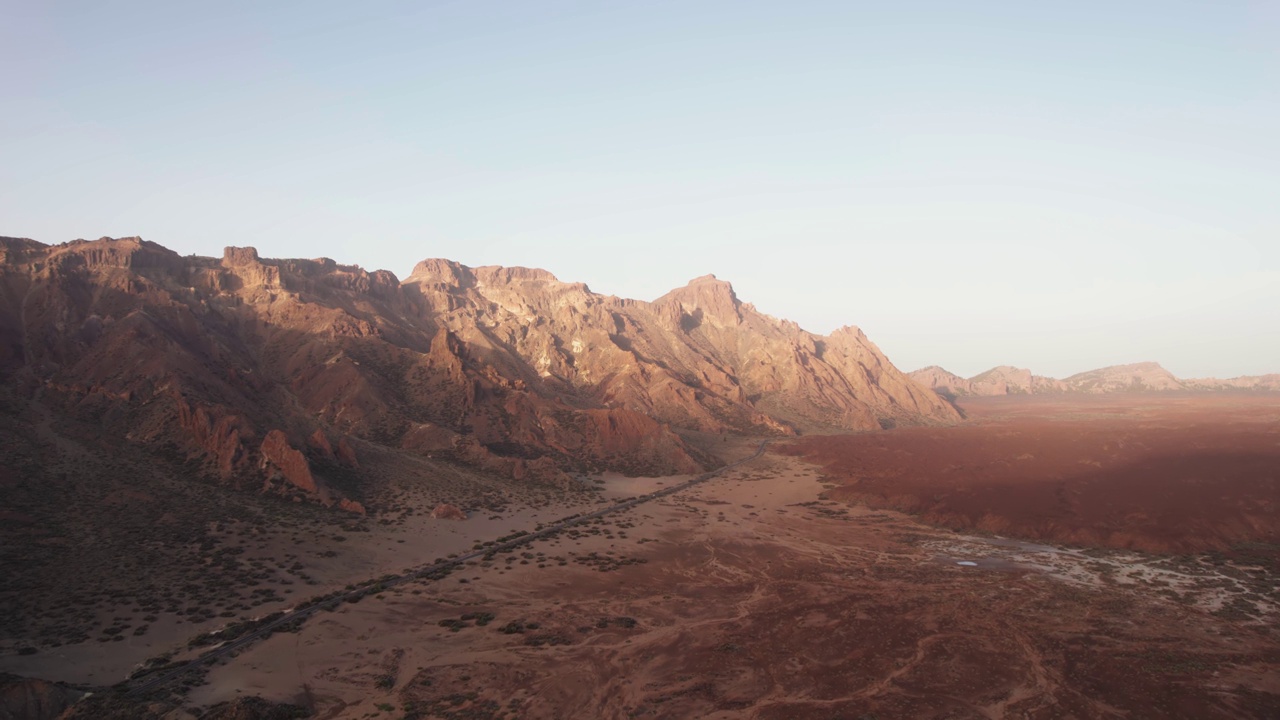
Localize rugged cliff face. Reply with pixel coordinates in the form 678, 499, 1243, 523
0, 236, 956, 508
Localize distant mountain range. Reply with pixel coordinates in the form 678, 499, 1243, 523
909, 361, 1280, 399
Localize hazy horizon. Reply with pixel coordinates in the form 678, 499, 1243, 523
4, 2, 1277, 379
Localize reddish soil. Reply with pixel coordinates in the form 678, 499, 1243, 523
11, 423, 1280, 718
779, 393, 1280, 557
185, 449, 1280, 719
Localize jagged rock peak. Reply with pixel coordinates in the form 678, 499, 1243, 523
829, 325, 868, 341
220, 245, 281, 287
406, 260, 590, 294
685, 273, 736, 295
978, 364, 1029, 375
406, 257, 474, 287
222, 245, 262, 266
654, 274, 742, 325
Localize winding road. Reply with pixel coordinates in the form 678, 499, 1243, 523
126, 440, 771, 696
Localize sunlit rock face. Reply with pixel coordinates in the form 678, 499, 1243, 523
0, 235, 956, 508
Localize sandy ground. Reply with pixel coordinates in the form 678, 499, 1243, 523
172, 444, 1280, 719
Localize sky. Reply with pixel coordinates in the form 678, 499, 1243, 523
3, 1, 1277, 378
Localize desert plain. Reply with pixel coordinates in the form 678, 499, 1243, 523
5, 393, 1278, 719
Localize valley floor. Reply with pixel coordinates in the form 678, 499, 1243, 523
166, 446, 1280, 719
5, 399, 1280, 719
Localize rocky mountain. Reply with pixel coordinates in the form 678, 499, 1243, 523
0, 236, 956, 510
970, 366, 1067, 395
1185, 374, 1280, 392
910, 361, 1279, 398
907, 366, 972, 396
1061, 361, 1185, 393
910, 365, 1065, 397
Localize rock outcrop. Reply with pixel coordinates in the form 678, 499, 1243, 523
259, 430, 318, 494
430, 503, 467, 520
0, 672, 83, 720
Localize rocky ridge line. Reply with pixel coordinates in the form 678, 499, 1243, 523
0, 235, 957, 510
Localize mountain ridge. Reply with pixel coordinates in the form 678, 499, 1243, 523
0, 235, 957, 511
910, 361, 1280, 398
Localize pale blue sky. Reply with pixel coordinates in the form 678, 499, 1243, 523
3, 1, 1277, 377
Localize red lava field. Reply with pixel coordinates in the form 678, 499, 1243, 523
779, 393, 1280, 559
